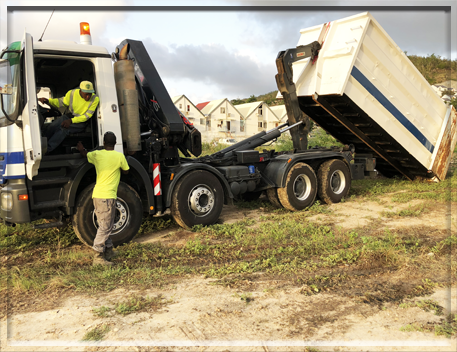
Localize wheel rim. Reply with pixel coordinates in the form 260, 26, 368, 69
293, 174, 312, 201
330, 170, 346, 194
92, 198, 130, 236
188, 185, 215, 217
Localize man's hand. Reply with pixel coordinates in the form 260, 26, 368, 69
61, 118, 72, 129
76, 141, 85, 152
38, 97, 49, 105
77, 141, 88, 157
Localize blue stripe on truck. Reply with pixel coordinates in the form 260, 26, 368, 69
351, 66, 434, 154
0, 151, 25, 164
0, 151, 25, 183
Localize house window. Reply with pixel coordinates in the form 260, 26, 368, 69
187, 105, 190, 112
258, 122, 263, 128
258, 107, 263, 116
240, 119, 245, 132
179, 104, 182, 109
275, 122, 279, 127
200, 118, 205, 125
220, 107, 225, 114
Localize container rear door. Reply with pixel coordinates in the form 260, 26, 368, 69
21, 32, 41, 179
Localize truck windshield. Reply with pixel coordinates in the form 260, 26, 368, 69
0, 41, 21, 125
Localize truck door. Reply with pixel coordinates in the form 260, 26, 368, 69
21, 32, 42, 179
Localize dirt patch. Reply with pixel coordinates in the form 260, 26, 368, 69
1, 278, 456, 351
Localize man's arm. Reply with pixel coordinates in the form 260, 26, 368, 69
77, 141, 88, 157
120, 154, 130, 175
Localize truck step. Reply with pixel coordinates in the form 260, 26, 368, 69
31, 200, 66, 210
29, 177, 71, 186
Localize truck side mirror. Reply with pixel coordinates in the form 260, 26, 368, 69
0, 59, 12, 95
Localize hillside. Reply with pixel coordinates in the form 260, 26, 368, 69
233, 54, 456, 106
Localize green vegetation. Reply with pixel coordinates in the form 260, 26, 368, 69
381, 203, 430, 218
91, 295, 169, 318
82, 325, 110, 341
231, 91, 282, 106
399, 299, 444, 315
351, 170, 457, 203
406, 53, 456, 86
3, 207, 455, 296
114, 294, 167, 315
92, 305, 111, 318
400, 314, 457, 338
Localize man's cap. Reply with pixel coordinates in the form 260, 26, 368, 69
80, 81, 95, 93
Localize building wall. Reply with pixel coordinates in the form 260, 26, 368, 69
206, 100, 243, 141
174, 96, 205, 131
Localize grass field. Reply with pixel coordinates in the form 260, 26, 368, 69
1, 144, 456, 341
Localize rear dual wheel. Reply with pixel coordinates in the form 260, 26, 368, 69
277, 163, 318, 211
317, 159, 351, 204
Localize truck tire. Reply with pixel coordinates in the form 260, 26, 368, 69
277, 162, 317, 211
72, 182, 143, 247
171, 170, 224, 229
317, 159, 351, 204
266, 188, 283, 208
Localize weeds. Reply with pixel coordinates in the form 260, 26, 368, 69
82, 325, 110, 341
92, 306, 111, 318
381, 203, 430, 218
400, 314, 457, 338
399, 299, 444, 315
114, 294, 168, 315
238, 293, 254, 304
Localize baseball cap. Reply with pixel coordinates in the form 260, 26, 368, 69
80, 81, 95, 93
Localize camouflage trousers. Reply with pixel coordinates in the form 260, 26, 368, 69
92, 198, 116, 253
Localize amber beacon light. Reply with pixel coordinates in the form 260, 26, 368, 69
80, 22, 92, 45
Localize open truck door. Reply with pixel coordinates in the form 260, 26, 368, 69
21, 32, 41, 179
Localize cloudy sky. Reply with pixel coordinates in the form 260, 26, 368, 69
1, 1, 455, 104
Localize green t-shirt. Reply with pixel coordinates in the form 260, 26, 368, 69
87, 149, 130, 199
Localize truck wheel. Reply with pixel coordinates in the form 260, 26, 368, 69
277, 163, 317, 211
317, 159, 351, 204
266, 188, 282, 208
72, 182, 143, 247
171, 170, 224, 229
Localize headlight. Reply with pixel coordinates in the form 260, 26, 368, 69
1, 192, 12, 211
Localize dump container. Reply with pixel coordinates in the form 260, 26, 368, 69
288, 12, 457, 181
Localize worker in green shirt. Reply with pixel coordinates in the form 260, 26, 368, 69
77, 132, 130, 266
39, 81, 99, 153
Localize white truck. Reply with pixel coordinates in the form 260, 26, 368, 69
0, 13, 455, 248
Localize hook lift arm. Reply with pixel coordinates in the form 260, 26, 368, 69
275, 41, 321, 151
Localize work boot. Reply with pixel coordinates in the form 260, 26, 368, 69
93, 251, 113, 266
104, 247, 118, 261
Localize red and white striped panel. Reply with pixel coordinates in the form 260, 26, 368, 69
153, 163, 161, 196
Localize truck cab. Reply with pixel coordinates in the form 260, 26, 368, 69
0, 32, 125, 228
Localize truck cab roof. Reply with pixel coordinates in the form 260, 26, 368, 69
33, 40, 110, 57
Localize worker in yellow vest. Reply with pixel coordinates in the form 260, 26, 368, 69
38, 81, 100, 153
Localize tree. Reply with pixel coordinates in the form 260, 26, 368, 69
246, 95, 256, 103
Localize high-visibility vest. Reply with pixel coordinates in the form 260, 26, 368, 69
49, 89, 99, 124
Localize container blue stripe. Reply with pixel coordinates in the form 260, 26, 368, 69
351, 66, 434, 154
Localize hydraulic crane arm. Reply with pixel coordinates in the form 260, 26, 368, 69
275, 41, 321, 151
